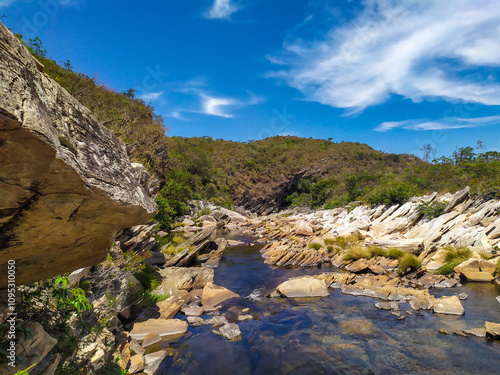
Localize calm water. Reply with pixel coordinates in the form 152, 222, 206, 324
160, 234, 500, 375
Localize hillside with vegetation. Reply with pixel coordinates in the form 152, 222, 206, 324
17, 36, 500, 227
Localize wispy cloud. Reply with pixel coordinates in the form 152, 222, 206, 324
140, 91, 163, 101
201, 95, 235, 118
376, 115, 500, 132
205, 0, 238, 20
271, 0, 500, 112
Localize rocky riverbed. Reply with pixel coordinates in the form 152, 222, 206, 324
98, 188, 500, 374
4, 189, 500, 375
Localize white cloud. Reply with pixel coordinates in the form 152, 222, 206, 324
272, 0, 500, 112
140, 91, 163, 101
205, 0, 238, 20
201, 95, 235, 118
375, 115, 500, 132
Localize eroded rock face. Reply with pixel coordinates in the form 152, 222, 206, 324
0, 22, 156, 287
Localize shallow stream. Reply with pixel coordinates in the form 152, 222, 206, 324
160, 233, 500, 375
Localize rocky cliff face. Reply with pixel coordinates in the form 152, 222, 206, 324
0, 22, 156, 287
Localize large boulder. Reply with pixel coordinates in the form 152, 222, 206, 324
276, 276, 329, 298
296, 221, 314, 236
0, 22, 156, 287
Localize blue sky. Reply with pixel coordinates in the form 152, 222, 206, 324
2, 0, 500, 158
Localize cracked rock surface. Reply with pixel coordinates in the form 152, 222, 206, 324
0, 22, 156, 287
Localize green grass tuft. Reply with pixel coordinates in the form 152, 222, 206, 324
386, 248, 406, 259
367, 246, 386, 258
308, 242, 323, 250
435, 259, 463, 275
343, 245, 371, 261
398, 253, 421, 275
443, 246, 472, 263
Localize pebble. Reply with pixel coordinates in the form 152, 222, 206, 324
439, 328, 449, 335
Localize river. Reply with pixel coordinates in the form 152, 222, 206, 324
159, 233, 500, 375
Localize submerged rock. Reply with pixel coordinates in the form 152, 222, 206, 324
211, 323, 242, 341
276, 276, 329, 298
339, 319, 380, 337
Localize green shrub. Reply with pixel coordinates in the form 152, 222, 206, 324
134, 266, 162, 290
367, 181, 417, 207
386, 248, 406, 259
398, 253, 421, 275
417, 200, 447, 219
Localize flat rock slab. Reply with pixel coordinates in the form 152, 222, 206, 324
461, 271, 494, 282
276, 277, 329, 298
374, 301, 400, 310
144, 350, 168, 375
433, 296, 465, 316
455, 258, 496, 275
130, 319, 188, 342
485, 321, 500, 339
202, 282, 240, 307
181, 305, 205, 316
463, 328, 486, 338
